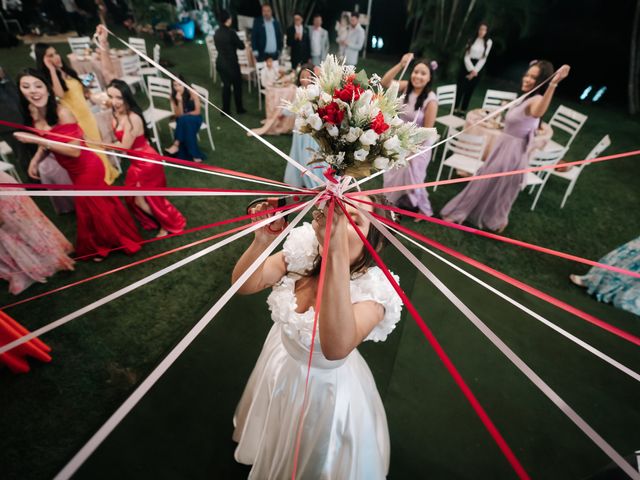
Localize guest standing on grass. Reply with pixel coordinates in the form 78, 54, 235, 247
252, 3, 283, 62
286, 12, 311, 68
456, 22, 493, 113
381, 53, 439, 219
164, 75, 206, 163
441, 61, 570, 233
214, 10, 247, 115
309, 14, 329, 66
341, 12, 365, 67
570, 237, 640, 316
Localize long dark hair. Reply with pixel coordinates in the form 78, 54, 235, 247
170, 74, 192, 105
464, 22, 490, 58
404, 58, 435, 111
300, 194, 394, 279
106, 79, 153, 141
16, 68, 59, 126
529, 60, 555, 94
296, 62, 315, 86
34, 43, 82, 93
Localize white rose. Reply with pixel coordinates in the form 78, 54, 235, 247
359, 129, 379, 146
307, 113, 323, 130
383, 135, 401, 152
344, 127, 362, 143
353, 148, 368, 162
373, 156, 390, 170
306, 84, 320, 100
326, 124, 339, 137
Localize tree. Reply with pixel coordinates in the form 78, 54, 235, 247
629, 0, 640, 114
267, 0, 323, 26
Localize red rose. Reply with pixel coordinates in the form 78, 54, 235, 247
370, 111, 389, 134
317, 101, 345, 125
333, 80, 363, 102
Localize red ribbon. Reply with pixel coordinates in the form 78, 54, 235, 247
337, 200, 531, 480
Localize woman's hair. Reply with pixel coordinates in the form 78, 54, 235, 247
106, 79, 153, 140
296, 62, 315, 86
529, 59, 555, 94
404, 58, 435, 111
34, 42, 81, 93
464, 22, 490, 58
16, 68, 59, 126
170, 74, 192, 105
219, 10, 231, 25
301, 194, 394, 279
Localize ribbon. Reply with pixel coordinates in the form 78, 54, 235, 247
355, 203, 640, 480
337, 200, 530, 479
352, 197, 640, 279
53, 198, 318, 480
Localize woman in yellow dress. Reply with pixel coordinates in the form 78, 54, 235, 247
35, 43, 119, 184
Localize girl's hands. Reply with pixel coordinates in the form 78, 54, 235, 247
400, 52, 414, 68
311, 202, 346, 252
553, 64, 570, 84
28, 155, 41, 180
249, 201, 287, 245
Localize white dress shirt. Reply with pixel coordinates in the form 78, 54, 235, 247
464, 37, 493, 73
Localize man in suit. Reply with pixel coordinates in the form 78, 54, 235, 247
251, 3, 283, 62
341, 12, 365, 66
214, 11, 247, 115
309, 14, 329, 66
286, 12, 311, 68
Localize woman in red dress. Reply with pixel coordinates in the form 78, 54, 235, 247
14, 69, 142, 260
106, 80, 186, 237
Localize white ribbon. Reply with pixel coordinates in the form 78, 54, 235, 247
358, 206, 640, 479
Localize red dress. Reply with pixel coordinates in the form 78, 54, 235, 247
0, 311, 51, 373
115, 130, 187, 233
47, 123, 142, 258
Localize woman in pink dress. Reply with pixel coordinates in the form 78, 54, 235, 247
381, 53, 439, 218
14, 69, 142, 260
0, 171, 74, 294
106, 79, 186, 237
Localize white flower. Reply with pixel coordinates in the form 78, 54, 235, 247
373, 156, 390, 170
326, 124, 339, 137
294, 117, 307, 131
327, 151, 346, 167
353, 148, 369, 162
320, 91, 332, 104
344, 127, 362, 143
390, 116, 404, 127
300, 102, 314, 117
307, 113, 323, 130
306, 84, 320, 100
370, 73, 382, 87
383, 135, 401, 152
359, 129, 379, 146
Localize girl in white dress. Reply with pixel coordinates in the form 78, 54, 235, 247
232, 195, 402, 479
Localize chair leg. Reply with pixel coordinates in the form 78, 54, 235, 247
560, 181, 574, 208
531, 175, 548, 211
151, 122, 162, 152
433, 156, 446, 192
207, 124, 215, 151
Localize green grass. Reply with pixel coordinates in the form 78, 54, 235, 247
1, 28, 639, 479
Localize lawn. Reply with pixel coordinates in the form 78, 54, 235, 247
1, 27, 639, 480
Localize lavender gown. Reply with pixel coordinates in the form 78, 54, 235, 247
440, 95, 541, 230
383, 91, 437, 216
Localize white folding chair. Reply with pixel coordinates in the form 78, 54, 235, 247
120, 54, 148, 96
255, 60, 280, 111
168, 83, 216, 152
237, 49, 256, 92
0, 11, 23, 35
433, 131, 486, 191
143, 76, 174, 151
236, 30, 247, 42
67, 36, 92, 55
205, 35, 218, 83
525, 149, 566, 210
535, 134, 611, 210
481, 89, 518, 111
0, 141, 20, 181
544, 105, 588, 153
435, 84, 466, 131
139, 44, 160, 77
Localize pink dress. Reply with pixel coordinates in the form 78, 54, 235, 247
115, 130, 187, 233
0, 171, 75, 294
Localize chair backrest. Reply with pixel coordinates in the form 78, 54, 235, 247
548, 105, 588, 148
256, 61, 280, 90
573, 134, 611, 174
529, 148, 565, 168
237, 50, 253, 68
236, 30, 247, 42
436, 84, 457, 115
128, 37, 148, 56
120, 54, 142, 76
191, 83, 210, 125
147, 76, 172, 111
444, 131, 485, 160
482, 89, 517, 111
152, 44, 160, 64
68, 36, 92, 55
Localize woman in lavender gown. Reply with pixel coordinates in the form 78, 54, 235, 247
440, 60, 570, 232
381, 53, 438, 218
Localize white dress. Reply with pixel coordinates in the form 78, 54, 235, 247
233, 223, 403, 479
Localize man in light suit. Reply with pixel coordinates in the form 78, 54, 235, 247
341, 12, 365, 66
252, 3, 283, 62
309, 14, 329, 66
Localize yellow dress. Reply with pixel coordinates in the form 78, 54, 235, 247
60, 77, 120, 184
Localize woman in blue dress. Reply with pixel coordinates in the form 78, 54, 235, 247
165, 74, 206, 163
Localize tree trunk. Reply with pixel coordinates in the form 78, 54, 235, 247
443, 0, 459, 46
629, 0, 640, 114
456, 0, 476, 45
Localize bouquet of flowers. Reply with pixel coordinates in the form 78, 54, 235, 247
285, 55, 438, 178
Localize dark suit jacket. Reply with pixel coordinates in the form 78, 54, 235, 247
286, 25, 311, 68
251, 16, 283, 60
214, 26, 245, 78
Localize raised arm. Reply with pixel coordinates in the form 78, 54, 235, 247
231, 202, 288, 294
95, 24, 117, 85
527, 64, 570, 118
380, 53, 413, 91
